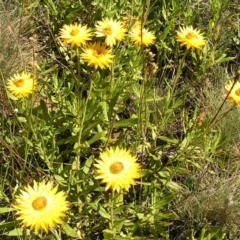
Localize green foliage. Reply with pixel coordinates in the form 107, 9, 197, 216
0, 0, 240, 239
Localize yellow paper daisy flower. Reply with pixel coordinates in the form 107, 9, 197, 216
225, 80, 240, 106
129, 27, 156, 46
94, 147, 141, 192
6, 72, 37, 98
81, 42, 115, 69
59, 23, 93, 47
176, 26, 206, 50
13, 181, 69, 234
95, 18, 127, 46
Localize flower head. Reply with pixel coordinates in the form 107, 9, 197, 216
95, 18, 127, 46
6, 72, 36, 98
59, 23, 92, 47
130, 27, 156, 46
176, 26, 206, 50
225, 80, 240, 106
81, 42, 114, 69
94, 147, 141, 192
13, 181, 69, 234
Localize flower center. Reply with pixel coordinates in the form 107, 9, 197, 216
14, 79, 24, 87
32, 196, 47, 210
235, 89, 240, 96
110, 162, 124, 174
70, 28, 79, 36
103, 26, 113, 35
93, 49, 103, 57
186, 31, 196, 39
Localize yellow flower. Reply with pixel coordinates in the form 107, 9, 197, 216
176, 26, 206, 50
59, 23, 92, 47
129, 27, 156, 46
94, 147, 141, 192
225, 80, 240, 106
13, 181, 69, 234
95, 18, 127, 46
6, 72, 36, 98
81, 42, 115, 69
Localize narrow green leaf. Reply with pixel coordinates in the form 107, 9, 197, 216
114, 118, 138, 128
0, 207, 14, 214
89, 202, 111, 220
82, 156, 93, 174
61, 223, 79, 238
157, 136, 179, 144
0, 221, 17, 230
4, 228, 30, 236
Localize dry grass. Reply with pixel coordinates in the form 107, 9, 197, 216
0, 1, 38, 115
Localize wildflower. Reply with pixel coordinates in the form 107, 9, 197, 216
176, 26, 206, 50
81, 42, 114, 69
13, 181, 69, 234
6, 72, 36, 98
129, 27, 156, 46
94, 147, 141, 192
59, 23, 92, 47
225, 80, 240, 106
95, 18, 127, 46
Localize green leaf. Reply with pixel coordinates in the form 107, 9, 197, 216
113, 218, 125, 232
17, 117, 27, 123
166, 181, 182, 191
113, 237, 136, 240
103, 229, 115, 239
155, 193, 175, 208
61, 223, 79, 238
4, 228, 30, 236
82, 156, 93, 174
54, 175, 68, 186
114, 118, 138, 128
89, 202, 111, 220
215, 54, 235, 63
0, 207, 14, 214
157, 136, 179, 144
154, 221, 169, 237
0, 221, 17, 230
86, 131, 107, 145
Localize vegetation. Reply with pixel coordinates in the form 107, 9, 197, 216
0, 0, 240, 239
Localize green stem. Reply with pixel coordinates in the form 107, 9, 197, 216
105, 108, 117, 149
110, 189, 115, 230
75, 47, 82, 102
171, 50, 189, 94
77, 73, 94, 166
76, 47, 82, 84
110, 61, 114, 98
74, 49, 85, 172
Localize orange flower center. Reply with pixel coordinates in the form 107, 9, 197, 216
103, 26, 113, 35
110, 162, 124, 174
14, 79, 24, 87
32, 196, 47, 210
93, 49, 103, 57
235, 88, 240, 96
186, 31, 196, 39
70, 28, 79, 36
